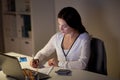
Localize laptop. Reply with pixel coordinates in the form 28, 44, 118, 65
0, 53, 50, 80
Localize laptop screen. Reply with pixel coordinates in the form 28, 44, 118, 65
0, 53, 50, 80
0, 53, 25, 80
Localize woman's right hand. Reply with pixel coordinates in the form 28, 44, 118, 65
30, 59, 39, 68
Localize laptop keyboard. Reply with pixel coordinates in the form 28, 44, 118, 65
23, 68, 50, 80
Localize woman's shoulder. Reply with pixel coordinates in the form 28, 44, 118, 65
53, 32, 64, 38
51, 32, 63, 40
79, 32, 91, 40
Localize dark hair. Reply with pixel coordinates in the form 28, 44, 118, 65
58, 7, 87, 34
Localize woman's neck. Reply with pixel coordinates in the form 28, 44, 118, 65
65, 31, 79, 39
62, 31, 80, 50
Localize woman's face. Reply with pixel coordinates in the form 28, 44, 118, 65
58, 18, 73, 34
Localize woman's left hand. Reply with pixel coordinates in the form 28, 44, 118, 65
48, 58, 58, 67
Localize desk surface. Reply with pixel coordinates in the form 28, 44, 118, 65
0, 52, 119, 80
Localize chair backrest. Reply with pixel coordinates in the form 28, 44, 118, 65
86, 37, 107, 75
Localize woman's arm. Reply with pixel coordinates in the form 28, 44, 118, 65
33, 34, 56, 66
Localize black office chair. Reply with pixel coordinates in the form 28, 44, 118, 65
86, 37, 107, 75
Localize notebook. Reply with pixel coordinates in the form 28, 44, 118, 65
0, 53, 50, 80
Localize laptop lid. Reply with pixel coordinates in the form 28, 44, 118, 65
0, 53, 50, 80
0, 53, 25, 80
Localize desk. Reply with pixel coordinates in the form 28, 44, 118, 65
0, 52, 119, 80
48, 68, 119, 80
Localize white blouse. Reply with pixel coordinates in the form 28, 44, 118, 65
34, 32, 91, 69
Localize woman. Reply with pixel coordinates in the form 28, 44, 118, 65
30, 7, 91, 69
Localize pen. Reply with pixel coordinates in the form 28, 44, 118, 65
32, 54, 34, 60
